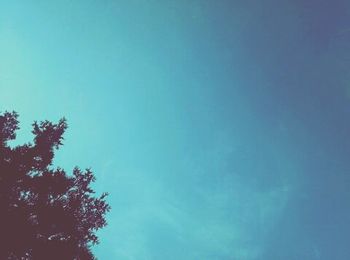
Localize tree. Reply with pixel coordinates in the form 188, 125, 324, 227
0, 111, 110, 259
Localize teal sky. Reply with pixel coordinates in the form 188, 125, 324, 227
1, 1, 350, 259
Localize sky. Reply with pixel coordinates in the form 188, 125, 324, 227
1, 0, 350, 259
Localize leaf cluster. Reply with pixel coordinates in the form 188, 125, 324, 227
0, 112, 110, 259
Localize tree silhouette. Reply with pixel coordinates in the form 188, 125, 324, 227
0, 111, 110, 259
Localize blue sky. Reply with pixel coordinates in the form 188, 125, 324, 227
1, 1, 350, 259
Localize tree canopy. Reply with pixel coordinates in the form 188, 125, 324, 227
0, 111, 110, 259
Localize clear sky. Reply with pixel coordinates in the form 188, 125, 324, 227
1, 1, 350, 259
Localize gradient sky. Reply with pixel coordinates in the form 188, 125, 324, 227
1, 1, 350, 259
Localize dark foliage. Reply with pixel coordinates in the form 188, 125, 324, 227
0, 111, 110, 259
